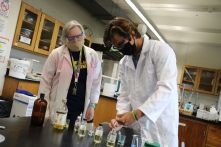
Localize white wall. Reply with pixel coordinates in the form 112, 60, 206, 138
0, 0, 21, 95
10, 0, 105, 73
172, 42, 221, 105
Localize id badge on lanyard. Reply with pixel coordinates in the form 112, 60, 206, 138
71, 49, 82, 95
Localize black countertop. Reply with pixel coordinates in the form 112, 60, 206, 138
180, 113, 221, 126
0, 117, 139, 147
100, 94, 117, 101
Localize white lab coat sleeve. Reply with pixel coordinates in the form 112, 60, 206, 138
38, 50, 57, 116
138, 43, 177, 123
116, 59, 132, 114
89, 52, 102, 104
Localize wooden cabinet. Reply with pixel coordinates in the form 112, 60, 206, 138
84, 36, 93, 47
93, 96, 117, 127
13, 2, 63, 56
215, 71, 221, 95
2, 76, 40, 100
13, 2, 41, 51
206, 125, 221, 147
179, 117, 207, 147
197, 68, 217, 95
180, 65, 219, 95
180, 65, 199, 91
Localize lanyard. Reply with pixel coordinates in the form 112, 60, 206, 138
70, 48, 83, 83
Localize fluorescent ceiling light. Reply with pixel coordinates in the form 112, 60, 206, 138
125, 0, 166, 43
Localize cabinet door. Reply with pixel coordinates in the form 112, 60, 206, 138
197, 68, 217, 94
17, 81, 39, 95
34, 13, 56, 55
13, 2, 41, 51
179, 117, 207, 147
180, 66, 199, 91
84, 36, 92, 47
53, 21, 64, 49
206, 125, 221, 147
215, 71, 221, 95
93, 97, 117, 127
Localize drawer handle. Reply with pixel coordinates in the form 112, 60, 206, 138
179, 122, 186, 127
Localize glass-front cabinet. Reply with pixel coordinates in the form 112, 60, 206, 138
180, 66, 199, 91
13, 2, 64, 56
54, 21, 64, 48
196, 68, 217, 94
180, 65, 220, 95
13, 2, 41, 51
34, 13, 56, 55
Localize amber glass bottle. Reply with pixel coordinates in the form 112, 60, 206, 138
31, 93, 47, 126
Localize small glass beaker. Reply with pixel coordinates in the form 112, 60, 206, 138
78, 120, 87, 137
87, 122, 94, 137
74, 116, 81, 133
117, 134, 126, 146
94, 126, 103, 144
106, 130, 117, 147
131, 134, 139, 147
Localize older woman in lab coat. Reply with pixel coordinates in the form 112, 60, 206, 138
38, 20, 102, 123
104, 17, 178, 146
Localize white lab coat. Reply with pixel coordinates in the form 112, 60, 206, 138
38, 45, 102, 119
117, 35, 178, 147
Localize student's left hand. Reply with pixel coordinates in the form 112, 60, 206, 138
86, 107, 94, 121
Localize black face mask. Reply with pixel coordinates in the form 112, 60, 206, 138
118, 41, 136, 56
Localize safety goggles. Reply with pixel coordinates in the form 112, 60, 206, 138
67, 32, 83, 41
112, 40, 127, 50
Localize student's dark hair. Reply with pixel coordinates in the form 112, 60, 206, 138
103, 17, 141, 48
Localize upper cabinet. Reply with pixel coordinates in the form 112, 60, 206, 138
215, 70, 221, 95
180, 65, 199, 91
13, 2, 63, 56
13, 2, 41, 51
197, 68, 217, 95
34, 13, 57, 55
180, 65, 219, 95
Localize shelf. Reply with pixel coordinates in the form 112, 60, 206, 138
42, 27, 53, 33
40, 39, 51, 44
183, 79, 194, 83
23, 19, 35, 26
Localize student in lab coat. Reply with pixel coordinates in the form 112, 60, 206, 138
104, 17, 178, 146
38, 20, 102, 124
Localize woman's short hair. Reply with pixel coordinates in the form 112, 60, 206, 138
61, 20, 85, 43
103, 17, 141, 48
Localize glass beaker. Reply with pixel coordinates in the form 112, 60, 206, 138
78, 120, 87, 137
106, 130, 117, 147
131, 134, 139, 147
94, 126, 103, 143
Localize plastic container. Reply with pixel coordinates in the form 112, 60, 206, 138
9, 58, 30, 79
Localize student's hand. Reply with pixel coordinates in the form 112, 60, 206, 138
116, 112, 135, 126
109, 118, 121, 128
85, 107, 94, 121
